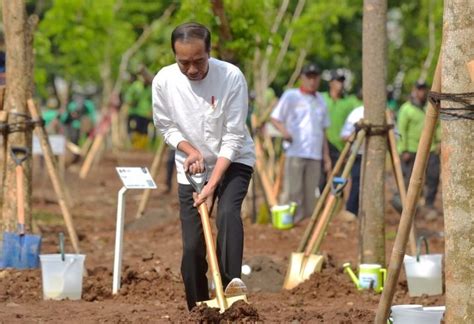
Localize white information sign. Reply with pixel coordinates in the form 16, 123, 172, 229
33, 134, 66, 155
115, 167, 157, 189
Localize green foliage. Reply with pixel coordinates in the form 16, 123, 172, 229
33, 0, 443, 103
34, 0, 174, 94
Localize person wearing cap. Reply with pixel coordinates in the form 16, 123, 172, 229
270, 63, 331, 223
321, 69, 361, 167
152, 22, 255, 310
397, 80, 441, 220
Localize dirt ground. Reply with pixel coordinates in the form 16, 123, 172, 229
0, 151, 445, 323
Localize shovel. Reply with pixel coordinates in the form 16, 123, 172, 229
185, 170, 248, 313
2, 146, 42, 269
283, 128, 366, 290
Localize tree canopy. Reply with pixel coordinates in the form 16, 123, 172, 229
26, 0, 443, 104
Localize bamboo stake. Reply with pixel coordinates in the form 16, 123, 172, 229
375, 56, 441, 324
135, 140, 167, 219
79, 108, 114, 179
296, 133, 353, 252
467, 60, 474, 82
27, 99, 80, 253
0, 86, 5, 111
386, 111, 417, 255
272, 153, 285, 199
79, 133, 105, 179
254, 136, 277, 207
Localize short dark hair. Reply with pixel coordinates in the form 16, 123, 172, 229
171, 22, 211, 54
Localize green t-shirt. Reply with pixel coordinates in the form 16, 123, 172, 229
322, 92, 361, 151
397, 101, 440, 153
42, 109, 59, 127
61, 99, 96, 129
124, 80, 152, 118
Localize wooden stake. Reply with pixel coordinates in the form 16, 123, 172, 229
375, 55, 442, 324
254, 136, 277, 207
0, 86, 5, 111
79, 108, 115, 179
135, 140, 167, 219
467, 60, 474, 82
27, 99, 80, 253
386, 111, 417, 255
296, 133, 353, 252
79, 133, 104, 179
272, 153, 285, 199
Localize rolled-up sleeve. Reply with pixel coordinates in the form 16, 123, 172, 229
152, 75, 186, 149
218, 73, 248, 161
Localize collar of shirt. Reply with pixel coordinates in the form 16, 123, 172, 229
299, 86, 317, 97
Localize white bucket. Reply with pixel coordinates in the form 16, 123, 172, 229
39, 254, 86, 300
403, 254, 443, 297
391, 304, 444, 324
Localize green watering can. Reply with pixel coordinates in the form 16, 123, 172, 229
343, 262, 387, 293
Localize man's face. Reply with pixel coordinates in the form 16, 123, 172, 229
300, 73, 321, 92
174, 39, 210, 81
414, 87, 428, 105
329, 79, 344, 95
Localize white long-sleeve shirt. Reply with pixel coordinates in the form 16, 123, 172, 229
152, 58, 255, 184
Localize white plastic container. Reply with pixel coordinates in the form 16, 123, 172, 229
39, 254, 86, 300
403, 254, 443, 297
423, 306, 446, 322
391, 304, 444, 324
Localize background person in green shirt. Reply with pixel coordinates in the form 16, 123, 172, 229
322, 70, 361, 165
396, 80, 441, 220
61, 94, 97, 144
124, 75, 153, 149
320, 70, 360, 194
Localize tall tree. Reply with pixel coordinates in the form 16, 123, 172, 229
359, 0, 387, 265
1, 0, 33, 231
441, 0, 473, 322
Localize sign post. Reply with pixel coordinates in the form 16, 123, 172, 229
112, 167, 156, 294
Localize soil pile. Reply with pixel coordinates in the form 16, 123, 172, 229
114, 258, 184, 304
0, 269, 42, 302
241, 255, 285, 293
186, 301, 260, 323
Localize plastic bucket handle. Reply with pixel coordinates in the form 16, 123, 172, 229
416, 236, 429, 262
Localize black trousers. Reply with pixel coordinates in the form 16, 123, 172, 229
319, 142, 341, 191
346, 155, 362, 215
177, 163, 253, 310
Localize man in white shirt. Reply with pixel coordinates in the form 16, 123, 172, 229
270, 63, 331, 223
152, 22, 255, 310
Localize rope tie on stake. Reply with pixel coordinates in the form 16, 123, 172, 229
428, 91, 474, 121
354, 120, 393, 136
0, 111, 44, 135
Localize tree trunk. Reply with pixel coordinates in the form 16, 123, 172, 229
1, 0, 33, 232
359, 0, 387, 265
441, 1, 473, 322
210, 0, 235, 64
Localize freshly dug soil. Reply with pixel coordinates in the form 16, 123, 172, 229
0, 152, 446, 323
187, 301, 260, 323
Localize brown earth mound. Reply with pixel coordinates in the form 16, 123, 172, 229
186, 300, 260, 323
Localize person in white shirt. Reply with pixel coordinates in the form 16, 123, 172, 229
270, 63, 331, 223
152, 22, 255, 310
340, 105, 364, 217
